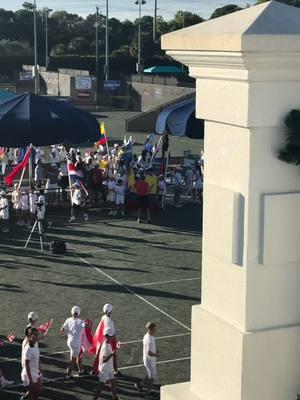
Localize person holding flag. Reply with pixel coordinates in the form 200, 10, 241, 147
95, 122, 109, 155
91, 304, 121, 377
5, 147, 31, 188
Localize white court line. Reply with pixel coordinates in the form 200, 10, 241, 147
75, 253, 191, 332
133, 277, 200, 287
0, 333, 191, 363
5, 356, 191, 390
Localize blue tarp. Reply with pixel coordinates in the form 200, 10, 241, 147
0, 93, 99, 147
156, 97, 204, 139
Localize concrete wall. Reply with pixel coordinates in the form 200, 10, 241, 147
129, 81, 195, 112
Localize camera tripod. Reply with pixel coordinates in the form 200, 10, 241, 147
24, 218, 47, 251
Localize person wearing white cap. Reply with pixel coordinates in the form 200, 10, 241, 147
101, 303, 121, 377
93, 327, 122, 400
0, 190, 9, 233
60, 306, 86, 380
21, 327, 43, 400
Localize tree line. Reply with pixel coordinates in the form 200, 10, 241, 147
0, 0, 299, 76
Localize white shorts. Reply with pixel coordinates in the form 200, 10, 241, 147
144, 363, 156, 379
21, 371, 39, 387
115, 194, 125, 206
98, 369, 115, 383
107, 191, 116, 202
68, 343, 81, 358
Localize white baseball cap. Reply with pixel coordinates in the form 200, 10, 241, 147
27, 311, 39, 322
103, 303, 113, 314
71, 306, 81, 316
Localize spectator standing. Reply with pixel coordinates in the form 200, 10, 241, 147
173, 167, 183, 208
135, 175, 151, 223
0, 191, 9, 233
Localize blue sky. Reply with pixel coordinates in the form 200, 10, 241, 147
2, 0, 256, 20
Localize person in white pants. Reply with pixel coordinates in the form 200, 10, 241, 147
60, 306, 86, 380
93, 328, 122, 400
135, 322, 159, 398
21, 327, 43, 400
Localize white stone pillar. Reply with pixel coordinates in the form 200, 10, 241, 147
161, 2, 300, 400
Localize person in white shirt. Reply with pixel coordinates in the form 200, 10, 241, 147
21, 190, 31, 229
107, 176, 117, 216
157, 175, 167, 210
173, 167, 183, 208
61, 306, 86, 379
93, 328, 121, 400
100, 303, 121, 377
69, 183, 88, 222
135, 322, 159, 397
29, 187, 38, 225
0, 191, 9, 233
12, 183, 22, 226
115, 179, 125, 216
21, 327, 43, 400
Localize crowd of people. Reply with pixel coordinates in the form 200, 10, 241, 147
0, 138, 204, 233
0, 305, 159, 400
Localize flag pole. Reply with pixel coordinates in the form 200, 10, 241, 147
67, 160, 73, 210
17, 164, 26, 190
150, 135, 163, 165
28, 145, 33, 187
105, 129, 109, 156
164, 151, 169, 181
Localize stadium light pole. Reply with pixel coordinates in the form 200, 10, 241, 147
33, 0, 39, 94
153, 0, 157, 42
45, 8, 53, 70
95, 6, 100, 104
105, 0, 109, 81
135, 0, 146, 74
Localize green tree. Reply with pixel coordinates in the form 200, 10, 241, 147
169, 11, 204, 31
68, 36, 90, 55
210, 4, 242, 19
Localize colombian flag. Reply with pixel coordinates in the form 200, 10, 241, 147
95, 122, 108, 147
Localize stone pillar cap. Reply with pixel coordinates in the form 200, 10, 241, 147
162, 1, 300, 53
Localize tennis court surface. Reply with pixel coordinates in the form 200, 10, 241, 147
0, 203, 202, 400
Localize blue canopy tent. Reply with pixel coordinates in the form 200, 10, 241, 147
143, 66, 186, 74
156, 96, 204, 139
0, 93, 100, 147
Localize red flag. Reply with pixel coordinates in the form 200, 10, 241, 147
5, 147, 30, 187
89, 318, 105, 355
37, 319, 53, 336
6, 333, 15, 343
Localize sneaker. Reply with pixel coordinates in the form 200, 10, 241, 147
1, 379, 14, 387
134, 383, 143, 393
26, 224, 32, 230
121, 210, 125, 216
83, 213, 89, 222
2, 228, 9, 233
47, 221, 52, 228
113, 210, 118, 216
113, 370, 123, 378
68, 216, 75, 223
108, 210, 114, 216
